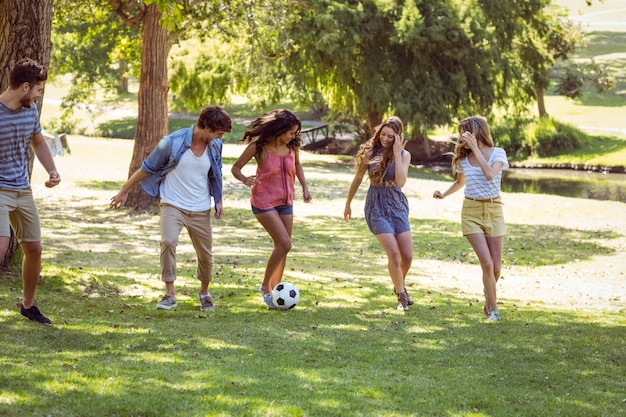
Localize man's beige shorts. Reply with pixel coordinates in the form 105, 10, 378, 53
0, 188, 41, 242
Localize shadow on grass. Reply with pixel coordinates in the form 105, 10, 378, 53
0, 274, 623, 416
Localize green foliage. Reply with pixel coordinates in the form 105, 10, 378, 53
493, 117, 588, 160
491, 115, 534, 161
169, 49, 233, 112
528, 117, 584, 157
94, 117, 246, 142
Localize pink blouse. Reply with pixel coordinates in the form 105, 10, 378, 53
251, 150, 296, 209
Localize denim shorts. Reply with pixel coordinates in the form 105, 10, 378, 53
251, 204, 293, 215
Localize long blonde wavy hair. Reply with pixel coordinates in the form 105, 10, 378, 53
355, 116, 404, 186
451, 115, 494, 174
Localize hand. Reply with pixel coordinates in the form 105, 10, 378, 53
344, 206, 352, 221
110, 191, 128, 209
393, 134, 407, 154
303, 189, 312, 203
242, 175, 257, 187
214, 201, 223, 219
433, 190, 444, 199
460, 131, 477, 149
45, 170, 61, 188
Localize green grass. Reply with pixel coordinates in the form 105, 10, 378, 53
0, 138, 624, 417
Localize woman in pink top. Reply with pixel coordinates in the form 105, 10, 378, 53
232, 109, 312, 308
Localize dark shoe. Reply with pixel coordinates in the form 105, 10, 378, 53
20, 304, 52, 325
396, 291, 409, 311
199, 293, 215, 312
404, 287, 414, 306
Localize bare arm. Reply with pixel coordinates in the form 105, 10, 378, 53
231, 143, 258, 187
344, 153, 370, 221
294, 149, 312, 202
461, 131, 504, 181
110, 169, 149, 208
433, 172, 466, 199
393, 135, 411, 188
31, 132, 60, 188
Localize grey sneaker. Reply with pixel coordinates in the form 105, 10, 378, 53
199, 293, 215, 311
156, 295, 177, 310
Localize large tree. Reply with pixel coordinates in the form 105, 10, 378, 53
0, 0, 54, 268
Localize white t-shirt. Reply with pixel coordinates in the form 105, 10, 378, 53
160, 148, 212, 211
457, 147, 509, 199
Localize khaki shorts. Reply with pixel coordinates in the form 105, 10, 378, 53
0, 188, 41, 242
461, 197, 506, 237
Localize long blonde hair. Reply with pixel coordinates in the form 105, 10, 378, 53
355, 116, 404, 186
451, 115, 494, 174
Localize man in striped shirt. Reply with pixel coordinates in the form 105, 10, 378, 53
0, 58, 60, 325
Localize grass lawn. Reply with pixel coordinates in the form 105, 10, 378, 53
0, 137, 624, 417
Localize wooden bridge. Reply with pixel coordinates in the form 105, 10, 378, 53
301, 124, 331, 150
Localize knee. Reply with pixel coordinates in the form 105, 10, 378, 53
21, 242, 42, 258
388, 251, 402, 267
494, 264, 502, 279
480, 259, 495, 274
275, 238, 292, 256
161, 239, 178, 250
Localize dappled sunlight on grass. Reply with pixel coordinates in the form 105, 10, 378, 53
2, 136, 623, 416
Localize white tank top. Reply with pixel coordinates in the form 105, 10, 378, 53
160, 147, 212, 211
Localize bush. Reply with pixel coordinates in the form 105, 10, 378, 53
491, 115, 533, 161
528, 118, 584, 157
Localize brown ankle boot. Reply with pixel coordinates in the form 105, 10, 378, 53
396, 290, 409, 311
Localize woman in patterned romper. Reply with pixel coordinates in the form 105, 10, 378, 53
344, 117, 413, 311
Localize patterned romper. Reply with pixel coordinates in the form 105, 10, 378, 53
364, 150, 410, 235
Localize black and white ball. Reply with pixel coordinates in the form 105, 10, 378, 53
271, 282, 300, 310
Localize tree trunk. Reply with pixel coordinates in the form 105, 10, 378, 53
536, 86, 548, 118
0, 0, 53, 270
365, 110, 381, 134
118, 58, 129, 94
125, 4, 172, 211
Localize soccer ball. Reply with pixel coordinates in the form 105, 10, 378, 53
271, 282, 300, 310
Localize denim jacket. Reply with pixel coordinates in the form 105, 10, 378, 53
139, 125, 223, 206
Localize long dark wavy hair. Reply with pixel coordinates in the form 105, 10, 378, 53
239, 109, 302, 157
354, 116, 404, 186
451, 115, 494, 174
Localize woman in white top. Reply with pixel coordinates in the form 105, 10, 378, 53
433, 116, 509, 321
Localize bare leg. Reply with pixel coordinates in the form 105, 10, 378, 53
20, 241, 43, 308
396, 231, 413, 286
466, 233, 503, 314
375, 233, 406, 293
255, 211, 293, 294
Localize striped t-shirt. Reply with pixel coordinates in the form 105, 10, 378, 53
0, 102, 42, 189
457, 147, 509, 199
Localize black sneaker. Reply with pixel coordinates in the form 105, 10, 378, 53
20, 304, 52, 325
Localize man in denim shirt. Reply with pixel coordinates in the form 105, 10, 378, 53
111, 106, 231, 311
